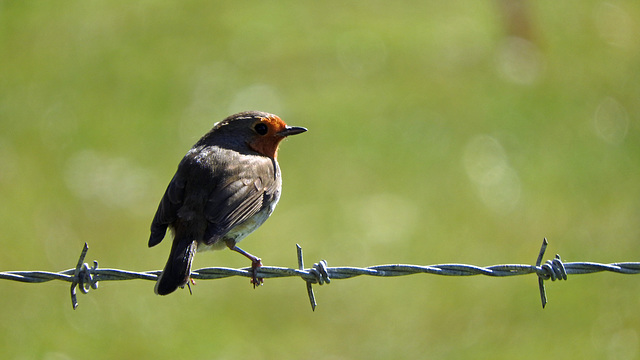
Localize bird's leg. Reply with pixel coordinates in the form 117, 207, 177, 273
229, 245, 263, 288
181, 278, 196, 295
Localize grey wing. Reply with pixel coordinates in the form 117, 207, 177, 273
148, 170, 187, 247
203, 156, 280, 244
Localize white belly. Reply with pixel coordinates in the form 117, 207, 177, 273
197, 196, 279, 252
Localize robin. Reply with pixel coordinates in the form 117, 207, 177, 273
149, 111, 307, 295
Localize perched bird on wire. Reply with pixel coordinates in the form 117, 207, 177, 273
148, 111, 307, 295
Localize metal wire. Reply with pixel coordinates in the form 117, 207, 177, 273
1, 239, 638, 310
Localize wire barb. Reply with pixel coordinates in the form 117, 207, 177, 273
1, 239, 639, 310
70, 243, 99, 309
536, 238, 549, 308
297, 244, 317, 311
536, 238, 572, 308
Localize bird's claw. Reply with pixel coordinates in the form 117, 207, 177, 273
251, 258, 264, 288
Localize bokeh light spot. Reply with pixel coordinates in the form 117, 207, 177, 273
593, 97, 629, 145
495, 36, 544, 85
463, 135, 521, 214
594, 2, 636, 49
228, 83, 283, 115
64, 150, 153, 214
343, 193, 418, 245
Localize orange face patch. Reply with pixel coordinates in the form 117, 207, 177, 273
247, 116, 289, 159
258, 115, 288, 135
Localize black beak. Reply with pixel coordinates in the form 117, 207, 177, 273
278, 126, 307, 137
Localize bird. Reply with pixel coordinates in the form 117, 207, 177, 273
148, 111, 307, 295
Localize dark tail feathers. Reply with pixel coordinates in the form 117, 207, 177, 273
155, 239, 197, 295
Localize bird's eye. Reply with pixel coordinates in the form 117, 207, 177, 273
254, 123, 269, 135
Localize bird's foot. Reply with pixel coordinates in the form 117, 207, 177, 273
228, 244, 264, 288
251, 258, 264, 288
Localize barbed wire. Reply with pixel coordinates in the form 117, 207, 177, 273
1, 238, 638, 310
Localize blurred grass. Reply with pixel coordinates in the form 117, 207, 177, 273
1, 1, 640, 359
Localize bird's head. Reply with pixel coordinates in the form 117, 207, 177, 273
206, 111, 307, 159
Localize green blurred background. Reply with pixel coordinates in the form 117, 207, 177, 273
1, 1, 639, 359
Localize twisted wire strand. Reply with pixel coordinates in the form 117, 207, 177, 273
1, 240, 638, 310
4, 262, 639, 284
